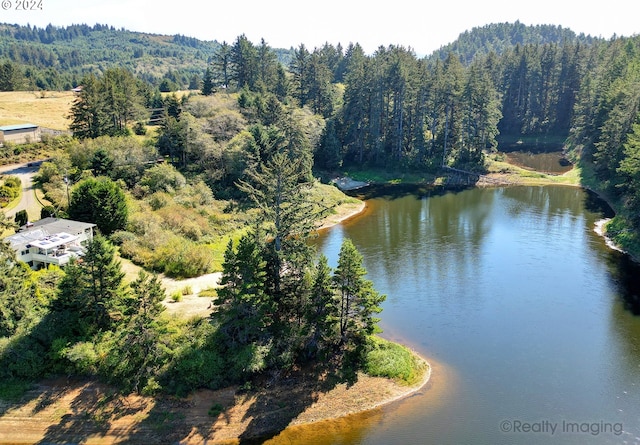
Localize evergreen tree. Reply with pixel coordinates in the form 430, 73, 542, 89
333, 239, 385, 347
618, 120, 640, 226
256, 38, 279, 92
214, 234, 273, 355
69, 74, 106, 139
90, 147, 115, 176
0, 60, 23, 91
230, 34, 259, 90
212, 41, 232, 88
56, 236, 127, 336
14, 209, 28, 227
108, 270, 166, 393
238, 150, 319, 299
290, 44, 310, 106
202, 66, 215, 96
0, 240, 38, 337
341, 43, 368, 164
305, 255, 338, 358
315, 118, 342, 170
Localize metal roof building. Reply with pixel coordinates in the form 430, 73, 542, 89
0, 123, 41, 145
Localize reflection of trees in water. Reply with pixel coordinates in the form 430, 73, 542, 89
607, 250, 640, 389
501, 185, 591, 220
314, 185, 618, 308
610, 292, 640, 397
607, 252, 640, 315
326, 189, 494, 297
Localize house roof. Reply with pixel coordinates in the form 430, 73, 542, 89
27, 217, 96, 234
0, 124, 38, 132
5, 218, 95, 250
5, 228, 49, 249
29, 232, 78, 250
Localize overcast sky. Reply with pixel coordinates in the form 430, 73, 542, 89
1, 0, 638, 55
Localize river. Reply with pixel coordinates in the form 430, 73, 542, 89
267, 185, 640, 445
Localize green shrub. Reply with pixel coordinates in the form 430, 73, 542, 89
14, 209, 28, 226
133, 122, 147, 135
4, 176, 21, 189
0, 378, 31, 401
364, 337, 425, 385
40, 205, 56, 219
64, 341, 99, 375
171, 292, 182, 302
0, 185, 17, 200
141, 377, 162, 396
163, 346, 226, 396
198, 287, 218, 298
153, 239, 213, 278
208, 403, 225, 417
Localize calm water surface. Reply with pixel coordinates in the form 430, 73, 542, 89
268, 186, 640, 445
503, 151, 572, 174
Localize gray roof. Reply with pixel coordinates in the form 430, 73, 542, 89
5, 228, 48, 249
27, 217, 95, 234
4, 218, 95, 249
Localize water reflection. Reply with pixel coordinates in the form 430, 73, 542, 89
503, 151, 573, 174
306, 186, 640, 444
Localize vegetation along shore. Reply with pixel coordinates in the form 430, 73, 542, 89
2, 19, 640, 443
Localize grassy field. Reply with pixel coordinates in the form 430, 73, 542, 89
0, 91, 74, 130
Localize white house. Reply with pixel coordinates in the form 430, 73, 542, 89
4, 218, 96, 269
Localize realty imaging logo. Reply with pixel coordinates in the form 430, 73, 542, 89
500, 419, 623, 437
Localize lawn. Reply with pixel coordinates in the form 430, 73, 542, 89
0, 91, 74, 130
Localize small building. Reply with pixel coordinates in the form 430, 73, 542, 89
0, 124, 41, 145
4, 217, 96, 269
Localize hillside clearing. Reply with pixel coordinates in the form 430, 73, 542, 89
0, 91, 74, 130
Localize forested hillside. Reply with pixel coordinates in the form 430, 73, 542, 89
0, 23, 292, 91
430, 21, 596, 64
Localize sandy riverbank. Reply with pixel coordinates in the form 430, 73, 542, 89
0, 352, 430, 444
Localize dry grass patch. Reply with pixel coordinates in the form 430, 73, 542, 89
0, 91, 74, 130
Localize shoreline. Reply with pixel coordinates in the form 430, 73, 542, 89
316, 199, 367, 231
288, 350, 431, 429
594, 218, 628, 254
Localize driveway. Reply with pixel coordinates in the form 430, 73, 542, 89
0, 161, 42, 222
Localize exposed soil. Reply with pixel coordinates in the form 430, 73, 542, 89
0, 356, 430, 444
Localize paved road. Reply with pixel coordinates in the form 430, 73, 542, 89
0, 161, 42, 222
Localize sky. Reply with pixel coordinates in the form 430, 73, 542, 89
1, 0, 639, 56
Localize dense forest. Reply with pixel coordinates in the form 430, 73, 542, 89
0, 23, 293, 91
2, 20, 640, 397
